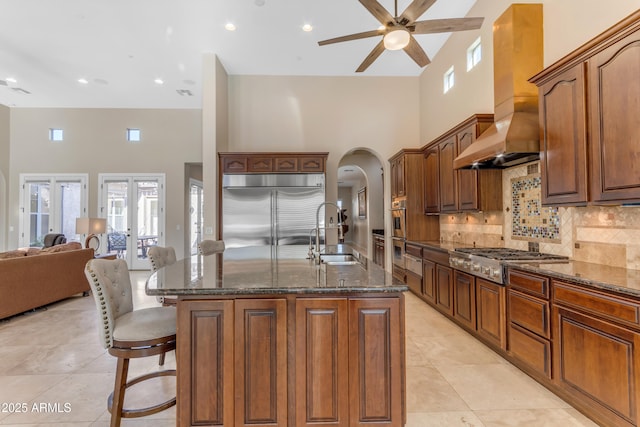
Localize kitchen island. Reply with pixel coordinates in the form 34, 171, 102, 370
147, 248, 407, 427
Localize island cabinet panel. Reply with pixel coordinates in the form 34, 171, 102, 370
234, 299, 288, 427
553, 306, 640, 427
177, 295, 405, 427
453, 270, 476, 331
589, 30, 640, 203
295, 299, 349, 427
177, 300, 235, 427
475, 278, 506, 350
538, 64, 588, 206
349, 298, 403, 427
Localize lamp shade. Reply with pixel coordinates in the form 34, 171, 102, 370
75, 217, 107, 235
383, 29, 410, 50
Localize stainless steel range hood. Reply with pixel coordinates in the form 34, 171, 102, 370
454, 4, 544, 169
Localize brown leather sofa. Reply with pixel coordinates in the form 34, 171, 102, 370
0, 246, 94, 319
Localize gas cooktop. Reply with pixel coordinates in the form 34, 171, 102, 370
453, 247, 568, 261
449, 247, 568, 284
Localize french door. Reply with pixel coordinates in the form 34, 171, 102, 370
189, 179, 204, 256
99, 174, 165, 270
19, 174, 88, 248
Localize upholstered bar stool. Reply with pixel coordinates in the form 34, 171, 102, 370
197, 239, 225, 255
146, 246, 177, 362
85, 258, 176, 427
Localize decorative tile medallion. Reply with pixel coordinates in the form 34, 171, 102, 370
511, 174, 560, 241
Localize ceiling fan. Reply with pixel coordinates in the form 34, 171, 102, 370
318, 0, 484, 72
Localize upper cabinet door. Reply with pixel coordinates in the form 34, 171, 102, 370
589, 31, 640, 203
438, 136, 458, 212
423, 149, 440, 214
457, 127, 479, 211
539, 64, 588, 206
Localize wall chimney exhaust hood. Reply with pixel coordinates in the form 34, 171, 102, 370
454, 4, 544, 169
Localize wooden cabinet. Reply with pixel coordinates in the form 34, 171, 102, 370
421, 114, 499, 213
476, 278, 506, 350
588, 27, 640, 203
536, 64, 588, 205
531, 10, 640, 206
435, 264, 454, 317
178, 295, 405, 427
295, 298, 349, 427
553, 280, 640, 427
438, 136, 458, 212
506, 269, 552, 380
388, 150, 439, 241
390, 156, 406, 199
422, 259, 436, 304
219, 152, 327, 174
423, 149, 439, 214
453, 270, 476, 331
178, 298, 287, 427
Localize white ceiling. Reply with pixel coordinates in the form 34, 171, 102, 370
0, 0, 478, 109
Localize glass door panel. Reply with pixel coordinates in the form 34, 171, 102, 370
189, 180, 203, 256
27, 182, 50, 247
100, 174, 165, 270
20, 175, 88, 248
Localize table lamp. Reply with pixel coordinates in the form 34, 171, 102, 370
76, 217, 107, 250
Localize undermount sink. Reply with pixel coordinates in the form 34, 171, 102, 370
319, 254, 359, 265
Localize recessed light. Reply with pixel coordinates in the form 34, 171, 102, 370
154, 78, 164, 85
6, 77, 17, 83
254, 0, 265, 6
225, 22, 236, 31
78, 78, 89, 84
302, 24, 313, 32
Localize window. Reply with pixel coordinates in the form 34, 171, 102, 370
443, 66, 455, 93
127, 128, 141, 142
49, 128, 64, 142
467, 37, 482, 71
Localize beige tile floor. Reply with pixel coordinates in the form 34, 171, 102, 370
0, 271, 600, 426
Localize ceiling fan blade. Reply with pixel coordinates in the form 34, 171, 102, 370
412, 17, 484, 34
404, 36, 430, 67
318, 29, 384, 46
358, 0, 395, 26
356, 40, 386, 73
399, 0, 437, 24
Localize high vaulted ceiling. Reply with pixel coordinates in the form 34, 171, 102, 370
0, 0, 478, 109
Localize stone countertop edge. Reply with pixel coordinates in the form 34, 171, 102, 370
407, 240, 640, 299
146, 245, 408, 296
505, 260, 640, 299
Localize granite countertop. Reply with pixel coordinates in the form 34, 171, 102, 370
146, 246, 407, 296
409, 240, 477, 252
506, 260, 640, 298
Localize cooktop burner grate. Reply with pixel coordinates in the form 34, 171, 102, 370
453, 247, 568, 261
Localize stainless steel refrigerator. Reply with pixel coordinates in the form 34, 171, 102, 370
222, 174, 325, 260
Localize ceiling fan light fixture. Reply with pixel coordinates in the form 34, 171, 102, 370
383, 29, 410, 50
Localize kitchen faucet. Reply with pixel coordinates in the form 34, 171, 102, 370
311, 201, 343, 260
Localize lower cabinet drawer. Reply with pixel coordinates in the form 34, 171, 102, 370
508, 290, 550, 338
508, 323, 552, 379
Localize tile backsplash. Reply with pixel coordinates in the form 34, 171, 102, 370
439, 161, 640, 270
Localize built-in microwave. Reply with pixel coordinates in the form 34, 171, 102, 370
391, 199, 406, 239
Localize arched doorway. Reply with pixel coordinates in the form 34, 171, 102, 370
337, 149, 384, 261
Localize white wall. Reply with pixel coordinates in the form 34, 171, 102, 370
418, 0, 639, 145
7, 108, 202, 254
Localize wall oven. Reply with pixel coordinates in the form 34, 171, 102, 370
391, 199, 406, 239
